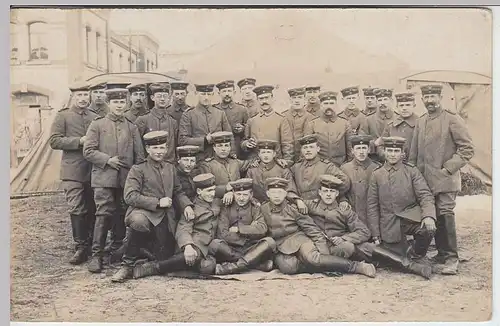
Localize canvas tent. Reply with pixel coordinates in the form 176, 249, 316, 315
10, 72, 179, 196
400, 70, 492, 186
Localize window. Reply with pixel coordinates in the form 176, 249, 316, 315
28, 22, 49, 60
96, 31, 101, 67
10, 23, 18, 62
85, 26, 91, 62
119, 52, 123, 72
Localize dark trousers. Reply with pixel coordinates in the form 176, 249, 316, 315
157, 246, 216, 275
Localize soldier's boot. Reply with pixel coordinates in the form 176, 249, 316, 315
108, 227, 132, 264
111, 228, 142, 282
352, 262, 377, 278
111, 266, 133, 282
85, 212, 96, 256
209, 241, 240, 263
215, 241, 274, 275
439, 214, 459, 275
69, 214, 89, 265
372, 245, 431, 279
254, 260, 274, 272
432, 215, 448, 269
133, 253, 187, 279
316, 254, 376, 278
88, 216, 110, 273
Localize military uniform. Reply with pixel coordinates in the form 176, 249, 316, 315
49, 82, 98, 263
123, 83, 149, 122
167, 82, 191, 123
338, 87, 369, 135
88, 82, 109, 117
237, 78, 260, 118
365, 89, 399, 138
83, 88, 145, 273
409, 85, 474, 270
361, 87, 378, 117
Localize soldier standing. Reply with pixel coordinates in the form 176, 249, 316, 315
409, 84, 474, 275
304, 85, 322, 117
167, 81, 191, 124
178, 84, 234, 161
361, 87, 378, 117
241, 85, 294, 163
214, 80, 249, 159
88, 82, 109, 118
304, 91, 353, 166
83, 88, 145, 273
111, 131, 194, 282
338, 86, 368, 135
135, 83, 178, 163
367, 137, 437, 279
124, 83, 148, 122
49, 81, 98, 265
237, 78, 260, 118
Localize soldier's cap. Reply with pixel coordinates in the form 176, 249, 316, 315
362, 87, 377, 96
265, 177, 289, 190
195, 84, 215, 93
106, 82, 131, 90
105, 88, 128, 100
349, 134, 373, 147
212, 131, 233, 144
305, 86, 321, 92
69, 80, 91, 92
319, 174, 344, 190
395, 92, 415, 103
177, 145, 200, 158
216, 80, 235, 90
126, 83, 147, 93
287, 87, 306, 97
170, 81, 189, 91
229, 178, 254, 192
382, 136, 406, 149
144, 130, 169, 146
257, 139, 278, 150
319, 91, 338, 102
149, 82, 171, 94
253, 85, 274, 96
237, 78, 256, 88
340, 86, 359, 97
420, 84, 443, 95
298, 134, 318, 146
193, 173, 216, 189
374, 88, 393, 98
89, 82, 107, 91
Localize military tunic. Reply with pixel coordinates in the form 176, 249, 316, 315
123, 104, 148, 123
291, 156, 351, 200
366, 162, 436, 243
362, 107, 377, 117
176, 165, 198, 202
338, 107, 369, 135
239, 99, 261, 118
305, 102, 322, 118
340, 158, 381, 224
242, 110, 294, 162
380, 113, 417, 155
198, 157, 253, 198
214, 101, 249, 158
304, 114, 353, 166
89, 103, 109, 118
366, 109, 398, 139
167, 102, 191, 124
246, 161, 300, 203
178, 104, 233, 160
282, 108, 316, 161
135, 107, 178, 163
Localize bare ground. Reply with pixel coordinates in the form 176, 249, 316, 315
10, 194, 492, 322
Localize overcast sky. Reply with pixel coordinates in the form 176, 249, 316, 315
109, 8, 492, 74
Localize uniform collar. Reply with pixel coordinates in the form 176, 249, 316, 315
384, 161, 403, 172
305, 155, 321, 166
428, 107, 444, 120
393, 113, 416, 127
107, 113, 125, 122
147, 156, 164, 168
152, 107, 168, 119
196, 103, 213, 114
220, 101, 234, 110
363, 107, 377, 115
194, 196, 211, 209
306, 103, 321, 113
260, 109, 274, 117
235, 202, 250, 210
377, 109, 395, 120
290, 108, 305, 117
270, 202, 285, 213
319, 200, 338, 211
243, 98, 256, 106
215, 156, 230, 164
343, 107, 361, 117
262, 160, 276, 171
354, 157, 373, 169
71, 106, 88, 115
172, 102, 187, 112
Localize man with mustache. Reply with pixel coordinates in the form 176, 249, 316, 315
178, 84, 234, 161
338, 86, 369, 135
124, 83, 148, 122
88, 82, 109, 118
83, 88, 145, 273
167, 81, 192, 124
409, 84, 474, 275
135, 83, 178, 164
237, 78, 260, 118
214, 80, 249, 159
304, 85, 322, 117
361, 87, 378, 117
49, 81, 98, 265
175, 145, 202, 203
282, 87, 315, 162
241, 85, 294, 164
304, 91, 353, 166
111, 131, 194, 282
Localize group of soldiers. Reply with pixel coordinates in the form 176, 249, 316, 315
49, 76, 474, 283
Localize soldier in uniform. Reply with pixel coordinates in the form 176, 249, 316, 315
124, 83, 148, 122
261, 177, 376, 277
304, 91, 353, 166
132, 173, 220, 279
214, 80, 249, 159
305, 175, 373, 261
340, 134, 381, 225
304, 85, 322, 117
237, 77, 260, 118
290, 134, 351, 203
367, 137, 437, 279
135, 83, 178, 163
175, 145, 201, 202
167, 81, 191, 124
282, 87, 315, 162
241, 85, 294, 163
49, 81, 98, 265
178, 84, 234, 161
83, 88, 145, 273
88, 82, 109, 117
409, 84, 474, 275
361, 87, 378, 117
338, 86, 368, 135
209, 178, 277, 275
111, 131, 194, 282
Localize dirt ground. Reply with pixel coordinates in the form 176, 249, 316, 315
10, 194, 492, 322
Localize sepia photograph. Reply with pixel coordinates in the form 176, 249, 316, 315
9, 6, 492, 323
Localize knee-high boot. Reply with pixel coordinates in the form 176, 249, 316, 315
215, 241, 274, 275
372, 245, 431, 279
69, 214, 89, 265
133, 253, 187, 279
88, 216, 110, 273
